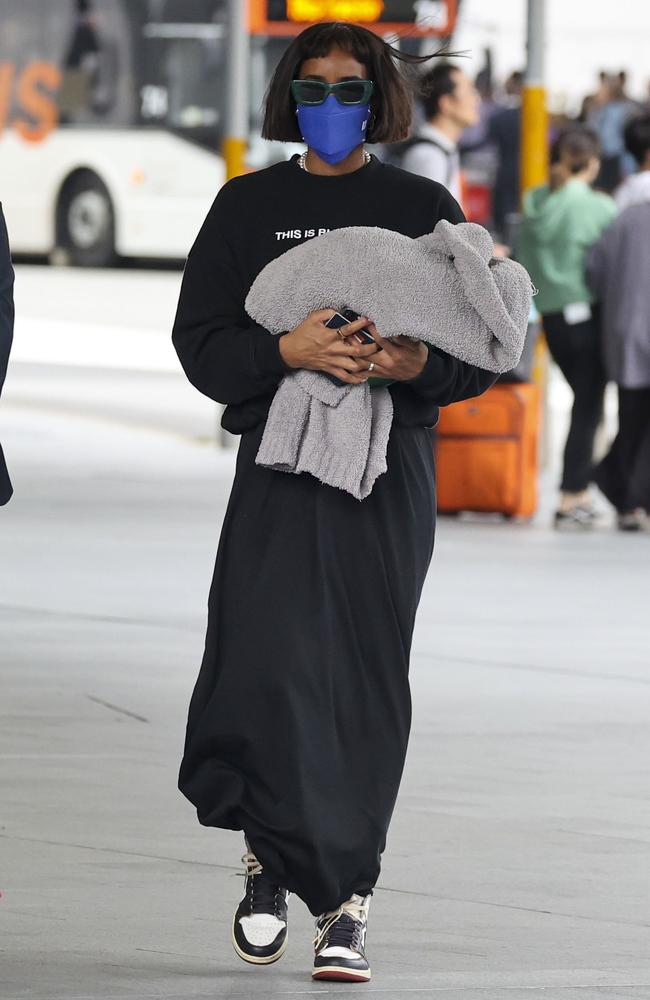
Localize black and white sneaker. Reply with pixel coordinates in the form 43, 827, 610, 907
312, 893, 371, 983
231, 851, 289, 965
554, 504, 598, 530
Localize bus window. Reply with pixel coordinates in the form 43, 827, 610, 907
0, 0, 136, 129
138, 1, 227, 151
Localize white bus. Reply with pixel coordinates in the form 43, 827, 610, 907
0, 0, 229, 265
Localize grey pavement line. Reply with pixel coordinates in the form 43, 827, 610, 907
0, 602, 196, 634
0, 833, 235, 873
412, 651, 650, 687
134, 947, 216, 960
5, 984, 650, 1000
0, 754, 140, 759
2, 395, 209, 445
85, 695, 149, 724
4, 905, 68, 921
2, 833, 648, 931
555, 827, 650, 849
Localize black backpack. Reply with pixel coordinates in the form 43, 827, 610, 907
384, 135, 455, 187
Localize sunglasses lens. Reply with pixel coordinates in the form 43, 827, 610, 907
335, 81, 370, 105
293, 80, 327, 105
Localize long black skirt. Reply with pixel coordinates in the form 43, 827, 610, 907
179, 420, 436, 916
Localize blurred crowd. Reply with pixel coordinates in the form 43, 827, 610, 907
400, 63, 650, 242
386, 62, 650, 531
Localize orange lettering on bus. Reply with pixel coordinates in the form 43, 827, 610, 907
14, 61, 61, 143
0, 63, 15, 136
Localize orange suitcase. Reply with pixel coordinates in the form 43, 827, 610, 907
435, 383, 541, 518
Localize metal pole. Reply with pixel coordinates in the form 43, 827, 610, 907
218, 0, 249, 447
521, 0, 549, 456
521, 0, 548, 195
223, 0, 249, 181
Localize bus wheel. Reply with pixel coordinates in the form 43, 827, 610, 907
57, 171, 116, 267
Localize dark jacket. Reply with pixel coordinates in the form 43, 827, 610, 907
488, 104, 521, 239
586, 201, 650, 389
0, 204, 14, 504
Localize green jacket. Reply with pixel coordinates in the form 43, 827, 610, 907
518, 179, 616, 315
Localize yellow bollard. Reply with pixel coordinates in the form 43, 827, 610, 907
520, 85, 548, 193
222, 136, 248, 181
520, 81, 550, 457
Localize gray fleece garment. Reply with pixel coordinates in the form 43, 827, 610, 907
245, 220, 533, 500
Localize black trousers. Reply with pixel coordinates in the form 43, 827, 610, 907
543, 310, 607, 493
595, 387, 650, 513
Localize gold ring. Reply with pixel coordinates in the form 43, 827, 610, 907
336, 328, 347, 340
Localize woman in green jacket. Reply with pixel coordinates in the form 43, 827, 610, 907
519, 129, 616, 529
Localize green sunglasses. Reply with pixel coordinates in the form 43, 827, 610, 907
291, 79, 374, 107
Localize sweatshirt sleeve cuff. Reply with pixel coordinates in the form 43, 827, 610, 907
404, 345, 443, 393
251, 324, 292, 379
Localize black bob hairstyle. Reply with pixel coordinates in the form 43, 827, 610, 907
262, 21, 451, 145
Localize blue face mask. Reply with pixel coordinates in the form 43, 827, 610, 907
296, 95, 371, 165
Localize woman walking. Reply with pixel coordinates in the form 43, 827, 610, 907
519, 129, 616, 529
173, 23, 496, 983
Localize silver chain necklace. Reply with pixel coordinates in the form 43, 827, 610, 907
298, 149, 371, 172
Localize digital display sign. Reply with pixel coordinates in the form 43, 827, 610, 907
249, 0, 457, 37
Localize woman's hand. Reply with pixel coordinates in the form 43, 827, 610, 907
279, 309, 380, 385
364, 326, 429, 382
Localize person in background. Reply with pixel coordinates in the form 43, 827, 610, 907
0, 205, 14, 505
458, 63, 501, 215
578, 70, 609, 125
487, 70, 523, 242
0, 204, 13, 506
613, 112, 650, 212
458, 59, 498, 154
587, 114, 650, 531
588, 73, 639, 192
400, 63, 480, 202
518, 128, 616, 529
64, 0, 100, 72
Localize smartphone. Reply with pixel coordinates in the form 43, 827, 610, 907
323, 310, 381, 386
326, 309, 380, 347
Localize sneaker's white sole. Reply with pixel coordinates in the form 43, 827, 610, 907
231, 917, 288, 965
312, 965, 371, 982
554, 518, 596, 531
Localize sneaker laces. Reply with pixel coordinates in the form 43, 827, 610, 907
241, 851, 263, 877
314, 895, 369, 953
239, 851, 283, 915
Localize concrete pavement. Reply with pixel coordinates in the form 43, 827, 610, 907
1, 397, 649, 1000
1, 264, 650, 998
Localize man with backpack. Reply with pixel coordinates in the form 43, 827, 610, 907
400, 63, 479, 202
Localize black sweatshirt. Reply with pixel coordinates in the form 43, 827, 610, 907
172, 154, 497, 434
